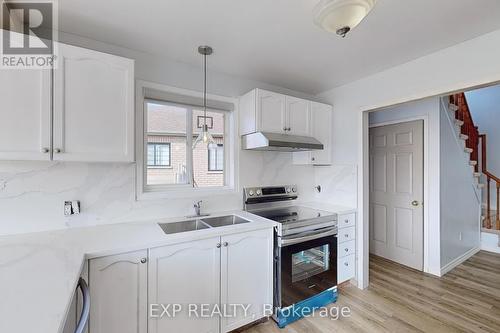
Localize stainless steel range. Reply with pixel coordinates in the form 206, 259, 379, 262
243, 185, 338, 328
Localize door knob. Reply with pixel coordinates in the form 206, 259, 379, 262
411, 200, 419, 207
54, 148, 62, 153
41, 148, 50, 153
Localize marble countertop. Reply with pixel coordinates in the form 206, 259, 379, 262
0, 210, 277, 333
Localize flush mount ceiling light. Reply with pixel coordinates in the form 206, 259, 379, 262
313, 0, 377, 37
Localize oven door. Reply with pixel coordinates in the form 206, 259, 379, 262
276, 227, 337, 308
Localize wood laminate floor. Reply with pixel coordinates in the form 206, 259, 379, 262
242, 251, 500, 333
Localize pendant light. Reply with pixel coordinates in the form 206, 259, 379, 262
192, 45, 217, 149
313, 0, 377, 37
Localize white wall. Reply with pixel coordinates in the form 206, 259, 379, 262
0, 32, 317, 236
317, 28, 500, 287
466, 85, 500, 210
368, 97, 441, 275
439, 99, 481, 270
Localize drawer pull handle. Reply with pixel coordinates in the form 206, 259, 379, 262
344, 262, 349, 266
344, 219, 349, 223
345, 248, 349, 252
345, 234, 349, 238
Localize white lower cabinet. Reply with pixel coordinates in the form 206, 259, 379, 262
220, 229, 273, 333
88, 250, 148, 333
85, 228, 273, 333
337, 212, 357, 284
148, 237, 221, 333
148, 228, 273, 333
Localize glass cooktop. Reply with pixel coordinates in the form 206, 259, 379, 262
250, 206, 336, 224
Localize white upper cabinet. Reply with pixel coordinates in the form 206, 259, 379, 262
293, 102, 333, 165
239, 88, 312, 136
258, 89, 287, 133
53, 43, 135, 162
0, 43, 134, 162
286, 96, 310, 136
0, 69, 51, 160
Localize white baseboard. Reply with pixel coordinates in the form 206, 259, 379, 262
481, 232, 500, 254
440, 247, 481, 276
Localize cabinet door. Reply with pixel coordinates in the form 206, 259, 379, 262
0, 69, 51, 160
89, 250, 148, 333
257, 89, 286, 133
310, 102, 332, 165
286, 96, 310, 136
149, 238, 221, 333
220, 229, 273, 332
53, 43, 134, 162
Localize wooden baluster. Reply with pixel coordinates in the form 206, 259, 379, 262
487, 176, 492, 229
497, 183, 500, 230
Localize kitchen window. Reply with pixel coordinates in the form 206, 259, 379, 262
208, 144, 224, 171
139, 89, 236, 195
147, 143, 171, 167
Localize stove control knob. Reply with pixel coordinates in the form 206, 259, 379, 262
286, 187, 291, 193
248, 190, 255, 196
292, 187, 297, 192
256, 189, 262, 196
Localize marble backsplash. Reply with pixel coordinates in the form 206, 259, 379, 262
0, 151, 355, 236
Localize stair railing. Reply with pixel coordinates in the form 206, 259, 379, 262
450, 93, 500, 230
479, 133, 500, 230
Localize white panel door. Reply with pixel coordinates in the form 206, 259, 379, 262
89, 250, 148, 333
149, 238, 220, 333
257, 89, 286, 133
220, 229, 273, 333
53, 43, 134, 162
369, 120, 424, 270
0, 69, 51, 160
286, 96, 310, 136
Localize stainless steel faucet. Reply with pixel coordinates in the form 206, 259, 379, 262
186, 200, 210, 218
194, 200, 202, 216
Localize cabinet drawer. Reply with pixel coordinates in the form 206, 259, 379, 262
338, 213, 356, 229
338, 226, 355, 243
338, 240, 355, 258
338, 254, 355, 283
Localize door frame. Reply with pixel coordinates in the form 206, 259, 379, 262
368, 116, 429, 272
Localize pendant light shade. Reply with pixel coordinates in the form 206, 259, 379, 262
193, 45, 217, 149
313, 0, 377, 37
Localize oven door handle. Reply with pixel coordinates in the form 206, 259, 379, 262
278, 227, 337, 247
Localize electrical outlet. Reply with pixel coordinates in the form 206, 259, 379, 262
64, 200, 81, 216
64, 201, 73, 216
72, 201, 80, 215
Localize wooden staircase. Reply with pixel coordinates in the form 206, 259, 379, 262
449, 93, 500, 232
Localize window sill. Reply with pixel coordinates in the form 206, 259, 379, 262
147, 166, 173, 169
137, 185, 238, 201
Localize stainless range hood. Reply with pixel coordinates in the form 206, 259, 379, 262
242, 132, 324, 152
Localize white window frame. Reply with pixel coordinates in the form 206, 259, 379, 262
136, 80, 239, 200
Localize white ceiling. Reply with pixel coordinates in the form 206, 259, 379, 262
59, 0, 500, 95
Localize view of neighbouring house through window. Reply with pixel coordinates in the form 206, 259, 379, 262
146, 101, 225, 187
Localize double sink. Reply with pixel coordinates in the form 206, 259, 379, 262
159, 215, 250, 235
